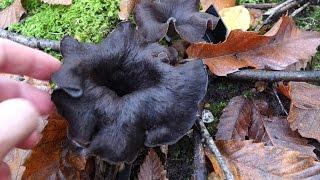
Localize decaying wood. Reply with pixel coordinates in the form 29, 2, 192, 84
0, 29, 60, 51
197, 119, 234, 180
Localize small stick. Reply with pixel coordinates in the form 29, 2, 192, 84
244, 3, 277, 10
197, 119, 234, 180
290, 2, 311, 17
264, 0, 295, 16
193, 129, 207, 179
263, 0, 299, 25
272, 84, 289, 116
0, 29, 60, 51
228, 70, 320, 82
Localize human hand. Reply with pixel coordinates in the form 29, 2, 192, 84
0, 39, 61, 179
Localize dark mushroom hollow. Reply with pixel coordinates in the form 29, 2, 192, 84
51, 22, 208, 164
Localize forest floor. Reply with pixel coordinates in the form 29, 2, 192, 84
3, 0, 320, 179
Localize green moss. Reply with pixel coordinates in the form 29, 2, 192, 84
311, 52, 320, 71
0, 0, 14, 10
9, 0, 120, 43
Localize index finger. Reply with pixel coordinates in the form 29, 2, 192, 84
0, 39, 61, 80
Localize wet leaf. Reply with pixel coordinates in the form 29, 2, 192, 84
284, 82, 320, 142
216, 96, 316, 158
41, 0, 72, 5
200, 0, 236, 12
187, 16, 320, 76
220, 6, 251, 31
215, 140, 320, 179
0, 0, 25, 28
138, 149, 167, 180
119, 0, 137, 20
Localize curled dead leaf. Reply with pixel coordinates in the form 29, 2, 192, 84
215, 140, 320, 179
216, 96, 316, 158
187, 16, 320, 76
0, 0, 25, 29
284, 82, 320, 142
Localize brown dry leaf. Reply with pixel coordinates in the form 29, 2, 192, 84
285, 82, 320, 142
22, 112, 93, 179
22, 112, 68, 179
187, 16, 320, 76
200, 0, 236, 12
119, 0, 137, 20
0, 0, 25, 29
41, 0, 72, 5
216, 96, 316, 158
138, 149, 167, 180
214, 140, 320, 179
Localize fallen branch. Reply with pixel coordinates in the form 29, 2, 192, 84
244, 3, 277, 10
197, 119, 234, 180
0, 29, 60, 51
228, 70, 320, 82
290, 2, 311, 17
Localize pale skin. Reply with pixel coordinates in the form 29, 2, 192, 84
0, 39, 61, 179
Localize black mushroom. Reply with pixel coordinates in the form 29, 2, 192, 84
51, 22, 208, 164
134, 0, 219, 43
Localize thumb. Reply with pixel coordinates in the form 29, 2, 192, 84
0, 99, 39, 161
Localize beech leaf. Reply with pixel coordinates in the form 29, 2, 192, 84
138, 149, 167, 180
214, 141, 320, 179
41, 0, 72, 5
200, 0, 236, 12
281, 82, 320, 142
216, 96, 316, 158
187, 16, 320, 76
0, 0, 25, 29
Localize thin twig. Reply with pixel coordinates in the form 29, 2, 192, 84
228, 70, 320, 82
264, 0, 295, 16
0, 29, 60, 51
193, 129, 207, 179
244, 3, 277, 10
263, 0, 299, 25
197, 119, 234, 180
272, 83, 289, 116
290, 2, 311, 17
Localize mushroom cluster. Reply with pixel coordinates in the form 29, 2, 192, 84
52, 0, 217, 164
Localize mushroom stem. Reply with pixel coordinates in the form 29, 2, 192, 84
197, 119, 235, 180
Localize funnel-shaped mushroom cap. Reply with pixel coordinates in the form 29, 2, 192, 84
135, 0, 219, 43
52, 22, 208, 164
